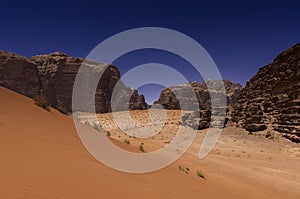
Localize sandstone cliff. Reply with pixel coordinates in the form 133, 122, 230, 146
0, 51, 147, 113
154, 79, 242, 110
154, 80, 242, 129
232, 43, 300, 142
0, 51, 40, 97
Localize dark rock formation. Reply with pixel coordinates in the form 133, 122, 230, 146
232, 43, 300, 143
0, 51, 40, 97
154, 80, 242, 110
154, 80, 242, 130
30, 52, 83, 112
0, 51, 147, 113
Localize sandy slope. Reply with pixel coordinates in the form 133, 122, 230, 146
0, 86, 299, 199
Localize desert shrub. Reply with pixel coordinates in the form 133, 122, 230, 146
106, 131, 111, 137
34, 95, 50, 111
57, 104, 68, 114
197, 170, 205, 179
139, 143, 145, 153
124, 139, 130, 145
178, 165, 189, 174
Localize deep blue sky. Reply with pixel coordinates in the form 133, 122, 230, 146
1, 0, 299, 103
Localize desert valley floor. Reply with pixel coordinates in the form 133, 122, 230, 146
0, 86, 299, 199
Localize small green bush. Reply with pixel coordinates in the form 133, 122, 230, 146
124, 139, 130, 145
197, 170, 205, 179
34, 95, 50, 111
178, 165, 189, 174
139, 143, 145, 153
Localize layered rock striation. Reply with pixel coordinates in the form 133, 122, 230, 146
232, 43, 300, 142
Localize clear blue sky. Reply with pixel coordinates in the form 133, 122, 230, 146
1, 0, 299, 103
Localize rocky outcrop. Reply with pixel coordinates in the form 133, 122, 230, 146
0, 51, 147, 113
30, 52, 83, 112
155, 80, 242, 130
232, 43, 300, 143
0, 51, 40, 97
182, 109, 212, 130
154, 79, 242, 110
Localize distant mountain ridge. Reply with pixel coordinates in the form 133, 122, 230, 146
0, 42, 299, 143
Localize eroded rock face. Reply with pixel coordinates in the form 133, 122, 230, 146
154, 80, 242, 110
0, 51, 40, 97
232, 43, 300, 143
0, 51, 147, 113
155, 80, 242, 130
30, 52, 83, 111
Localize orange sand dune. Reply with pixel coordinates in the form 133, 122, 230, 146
0, 86, 299, 199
